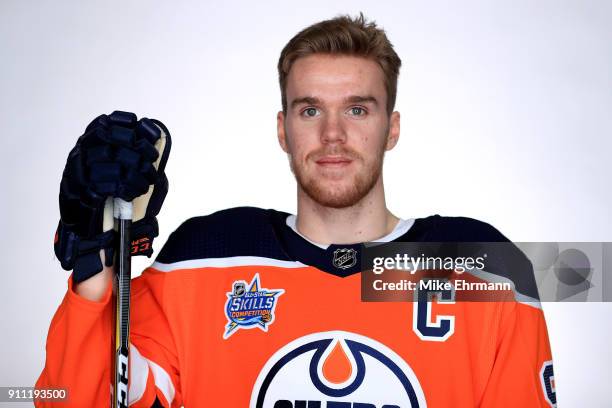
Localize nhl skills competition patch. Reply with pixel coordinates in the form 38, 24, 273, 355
223, 274, 284, 339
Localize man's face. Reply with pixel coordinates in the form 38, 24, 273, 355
278, 54, 400, 209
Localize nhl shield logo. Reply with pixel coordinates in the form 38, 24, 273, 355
333, 248, 357, 270
233, 282, 246, 296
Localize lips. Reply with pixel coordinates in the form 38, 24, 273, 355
315, 156, 352, 166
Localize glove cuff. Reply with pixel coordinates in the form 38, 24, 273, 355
54, 220, 115, 283
55, 217, 159, 283
130, 217, 159, 258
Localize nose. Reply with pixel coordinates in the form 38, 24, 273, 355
320, 113, 347, 144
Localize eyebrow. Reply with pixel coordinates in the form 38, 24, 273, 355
290, 95, 379, 110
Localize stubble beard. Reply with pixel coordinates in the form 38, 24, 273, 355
289, 143, 386, 209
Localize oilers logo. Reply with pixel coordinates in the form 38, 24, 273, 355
223, 274, 284, 339
251, 331, 427, 407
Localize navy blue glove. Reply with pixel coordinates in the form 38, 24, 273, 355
54, 111, 172, 283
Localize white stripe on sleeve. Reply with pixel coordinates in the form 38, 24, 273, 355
129, 344, 176, 406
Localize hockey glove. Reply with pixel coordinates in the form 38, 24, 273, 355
54, 111, 172, 283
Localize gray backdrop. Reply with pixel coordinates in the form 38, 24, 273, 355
1, 0, 610, 406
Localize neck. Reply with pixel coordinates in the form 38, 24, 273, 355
295, 177, 399, 245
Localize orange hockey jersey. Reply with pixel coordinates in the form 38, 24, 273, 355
36, 207, 556, 407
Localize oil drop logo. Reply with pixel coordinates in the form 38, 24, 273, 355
251, 331, 427, 407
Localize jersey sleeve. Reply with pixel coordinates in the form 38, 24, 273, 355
35, 270, 183, 407
436, 218, 557, 407
479, 300, 556, 407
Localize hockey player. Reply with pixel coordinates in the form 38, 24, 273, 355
37, 14, 556, 407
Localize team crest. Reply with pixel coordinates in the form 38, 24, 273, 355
333, 248, 357, 270
251, 331, 427, 407
223, 274, 284, 339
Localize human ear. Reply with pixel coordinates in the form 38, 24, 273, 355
385, 111, 400, 151
277, 111, 289, 153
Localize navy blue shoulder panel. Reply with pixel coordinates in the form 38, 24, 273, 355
154, 207, 291, 264
405, 215, 540, 301
406, 215, 510, 242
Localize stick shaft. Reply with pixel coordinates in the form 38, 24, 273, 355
113, 199, 132, 408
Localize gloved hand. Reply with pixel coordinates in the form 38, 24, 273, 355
54, 111, 172, 283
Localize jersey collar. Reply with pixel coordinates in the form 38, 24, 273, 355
271, 211, 417, 277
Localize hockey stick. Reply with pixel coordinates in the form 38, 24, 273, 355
113, 198, 133, 408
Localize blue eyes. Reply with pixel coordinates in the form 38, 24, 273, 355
304, 108, 319, 117
300, 107, 367, 118
350, 107, 366, 116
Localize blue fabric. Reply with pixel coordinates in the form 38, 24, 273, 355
55, 111, 171, 282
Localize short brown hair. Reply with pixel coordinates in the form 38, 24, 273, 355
278, 13, 402, 115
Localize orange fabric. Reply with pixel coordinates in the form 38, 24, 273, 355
37, 265, 554, 407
